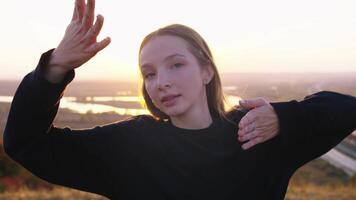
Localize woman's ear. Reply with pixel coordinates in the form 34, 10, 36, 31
202, 64, 214, 84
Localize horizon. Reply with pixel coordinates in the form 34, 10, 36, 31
1, 71, 356, 82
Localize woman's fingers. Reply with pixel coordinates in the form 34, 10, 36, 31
83, 14, 109, 54
50, 0, 111, 72
239, 98, 268, 109
241, 137, 264, 150
238, 111, 256, 130
71, 0, 85, 22
237, 100, 280, 150
85, 37, 111, 54
238, 122, 256, 137
238, 97, 268, 130
238, 129, 260, 142
84, 15, 104, 42
71, 0, 77, 21
82, 0, 95, 30
77, 0, 85, 21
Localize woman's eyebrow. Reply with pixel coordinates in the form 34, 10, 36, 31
163, 53, 185, 62
141, 53, 185, 69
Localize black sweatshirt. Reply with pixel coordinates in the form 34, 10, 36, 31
3, 49, 356, 200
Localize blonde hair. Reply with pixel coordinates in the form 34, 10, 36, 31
138, 24, 236, 124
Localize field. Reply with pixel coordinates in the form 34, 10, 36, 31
0, 72, 356, 199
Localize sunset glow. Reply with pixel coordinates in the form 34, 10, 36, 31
1, 0, 356, 81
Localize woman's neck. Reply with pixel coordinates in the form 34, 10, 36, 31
169, 101, 213, 130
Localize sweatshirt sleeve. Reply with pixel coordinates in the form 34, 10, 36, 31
270, 91, 356, 170
2, 49, 128, 198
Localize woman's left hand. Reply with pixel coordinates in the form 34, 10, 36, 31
237, 98, 280, 150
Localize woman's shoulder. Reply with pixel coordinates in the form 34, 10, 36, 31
107, 114, 158, 129
115, 114, 158, 127
97, 114, 159, 134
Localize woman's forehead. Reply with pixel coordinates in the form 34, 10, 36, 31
139, 35, 191, 65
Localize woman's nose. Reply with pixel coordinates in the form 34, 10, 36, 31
156, 70, 172, 90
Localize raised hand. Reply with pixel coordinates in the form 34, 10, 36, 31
237, 98, 280, 150
45, 0, 111, 83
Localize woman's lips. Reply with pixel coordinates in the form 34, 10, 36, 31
161, 94, 181, 102
161, 95, 181, 107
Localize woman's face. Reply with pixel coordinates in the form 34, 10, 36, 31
139, 35, 212, 119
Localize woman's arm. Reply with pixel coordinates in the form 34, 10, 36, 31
238, 91, 355, 166
271, 91, 356, 169
3, 0, 119, 196
3, 49, 126, 197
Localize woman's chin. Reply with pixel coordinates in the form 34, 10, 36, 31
161, 107, 186, 118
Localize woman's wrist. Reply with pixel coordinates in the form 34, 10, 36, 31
43, 50, 71, 84
43, 65, 70, 84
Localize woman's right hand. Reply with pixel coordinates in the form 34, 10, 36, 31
45, 0, 111, 83
237, 98, 280, 150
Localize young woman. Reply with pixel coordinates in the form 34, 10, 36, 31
3, 0, 356, 199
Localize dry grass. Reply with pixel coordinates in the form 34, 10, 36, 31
1, 184, 355, 200
0, 186, 108, 200
286, 183, 356, 200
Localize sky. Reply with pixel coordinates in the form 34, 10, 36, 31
1, 0, 356, 82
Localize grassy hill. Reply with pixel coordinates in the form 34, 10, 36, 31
1, 101, 356, 199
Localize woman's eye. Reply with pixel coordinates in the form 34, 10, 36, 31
172, 63, 183, 68
144, 73, 155, 79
